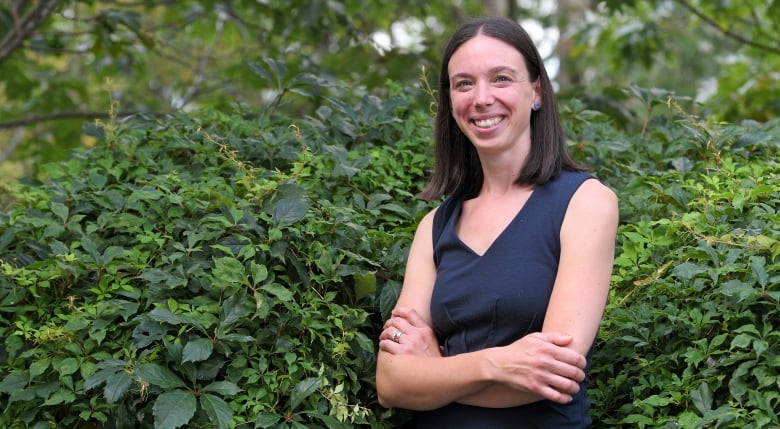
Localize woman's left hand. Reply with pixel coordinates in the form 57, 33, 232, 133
379, 307, 442, 357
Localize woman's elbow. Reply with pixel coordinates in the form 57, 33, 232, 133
375, 371, 397, 408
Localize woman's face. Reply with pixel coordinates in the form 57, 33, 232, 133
448, 34, 540, 154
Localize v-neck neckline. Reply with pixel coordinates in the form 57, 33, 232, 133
451, 188, 538, 258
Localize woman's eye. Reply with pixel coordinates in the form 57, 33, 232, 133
495, 76, 511, 83
453, 80, 472, 89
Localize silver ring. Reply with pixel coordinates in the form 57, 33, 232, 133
392, 330, 403, 343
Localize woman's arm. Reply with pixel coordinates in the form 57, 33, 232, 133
376, 209, 492, 410
376, 209, 589, 410
542, 179, 619, 355
455, 179, 619, 407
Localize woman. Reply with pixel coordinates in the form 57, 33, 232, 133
375, 16, 619, 428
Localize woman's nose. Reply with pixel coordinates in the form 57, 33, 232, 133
473, 81, 494, 106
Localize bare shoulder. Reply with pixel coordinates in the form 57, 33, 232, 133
567, 178, 619, 226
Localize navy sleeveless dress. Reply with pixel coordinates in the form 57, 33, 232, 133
416, 171, 594, 428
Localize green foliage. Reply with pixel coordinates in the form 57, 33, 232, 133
0, 86, 434, 428
2, 82, 779, 427
568, 91, 780, 428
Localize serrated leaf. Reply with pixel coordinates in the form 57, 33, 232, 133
182, 338, 214, 363
691, 382, 713, 415
42, 389, 76, 406
50, 202, 69, 223
153, 390, 196, 429
249, 261, 269, 286
29, 358, 51, 379
84, 367, 121, 391
135, 363, 186, 389
218, 333, 255, 343
255, 412, 280, 428
270, 197, 308, 227
379, 280, 401, 320
261, 283, 293, 302
0, 373, 29, 394
200, 393, 232, 429
104, 371, 133, 403
202, 380, 241, 396
57, 357, 80, 376
219, 293, 252, 331
290, 377, 320, 409
212, 256, 246, 285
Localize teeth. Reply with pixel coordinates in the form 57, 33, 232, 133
474, 117, 502, 128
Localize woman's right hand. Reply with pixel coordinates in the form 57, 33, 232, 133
379, 306, 443, 358
483, 332, 587, 404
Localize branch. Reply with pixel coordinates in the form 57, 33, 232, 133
0, 128, 25, 165
673, 0, 780, 56
0, 0, 62, 64
0, 110, 170, 130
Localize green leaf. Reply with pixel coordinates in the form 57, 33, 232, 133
261, 283, 294, 302
219, 293, 252, 331
290, 377, 319, 409
153, 390, 197, 429
270, 197, 309, 227
135, 363, 187, 389
255, 412, 280, 428
57, 357, 80, 376
202, 380, 241, 396
212, 256, 247, 285
42, 389, 76, 406
182, 338, 214, 363
104, 371, 133, 403
249, 261, 269, 286
199, 393, 233, 429
29, 357, 51, 379
84, 367, 122, 391
50, 202, 69, 223
731, 333, 753, 349
0, 373, 29, 394
691, 382, 713, 415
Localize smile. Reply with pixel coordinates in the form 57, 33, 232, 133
473, 116, 504, 128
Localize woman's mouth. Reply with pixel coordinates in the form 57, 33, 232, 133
473, 116, 504, 129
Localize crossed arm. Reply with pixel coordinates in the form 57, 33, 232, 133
375, 180, 619, 410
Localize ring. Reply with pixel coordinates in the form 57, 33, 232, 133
392, 330, 403, 343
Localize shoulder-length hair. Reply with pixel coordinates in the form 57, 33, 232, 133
420, 16, 585, 201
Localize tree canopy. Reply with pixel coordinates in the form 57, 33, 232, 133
1, 0, 779, 180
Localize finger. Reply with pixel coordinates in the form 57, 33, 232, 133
543, 370, 583, 395
531, 331, 573, 347
392, 307, 430, 329
537, 384, 574, 405
378, 338, 402, 354
381, 326, 403, 342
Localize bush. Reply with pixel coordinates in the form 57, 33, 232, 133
0, 86, 434, 428
1, 86, 778, 428
568, 96, 780, 428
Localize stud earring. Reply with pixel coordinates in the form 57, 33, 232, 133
532, 101, 541, 111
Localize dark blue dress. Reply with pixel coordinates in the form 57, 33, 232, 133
416, 171, 594, 428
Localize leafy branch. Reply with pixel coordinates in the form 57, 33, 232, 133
0, 0, 62, 64
0, 110, 169, 130
673, 0, 780, 55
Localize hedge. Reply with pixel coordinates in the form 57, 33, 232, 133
1, 85, 778, 428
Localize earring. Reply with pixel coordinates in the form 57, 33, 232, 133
532, 101, 541, 111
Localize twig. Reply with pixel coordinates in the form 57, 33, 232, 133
673, 0, 780, 55
0, 0, 62, 64
0, 110, 169, 129
0, 128, 25, 165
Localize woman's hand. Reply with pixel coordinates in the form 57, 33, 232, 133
483, 332, 586, 403
379, 307, 442, 357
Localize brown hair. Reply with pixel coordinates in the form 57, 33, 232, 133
420, 16, 585, 201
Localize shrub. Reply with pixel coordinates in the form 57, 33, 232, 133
569, 97, 780, 428
0, 87, 434, 428
1, 85, 778, 428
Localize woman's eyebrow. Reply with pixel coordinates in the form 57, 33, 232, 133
450, 66, 523, 80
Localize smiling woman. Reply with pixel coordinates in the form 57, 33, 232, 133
375, 16, 619, 428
